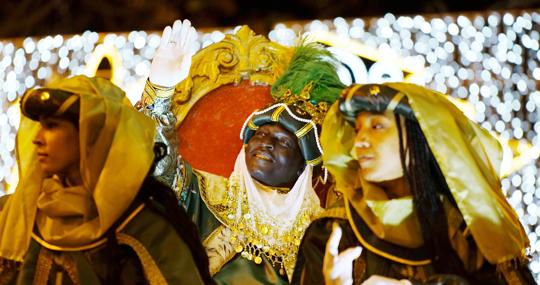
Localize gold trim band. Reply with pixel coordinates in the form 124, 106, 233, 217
30, 204, 146, 252
306, 156, 323, 166
342, 85, 363, 114
271, 105, 285, 122
345, 199, 431, 266
345, 85, 362, 102
117, 233, 168, 285
248, 120, 259, 131
387, 92, 405, 112
116, 203, 146, 232
314, 207, 347, 220
295, 123, 313, 139
31, 233, 108, 252
53, 95, 79, 117
144, 79, 175, 100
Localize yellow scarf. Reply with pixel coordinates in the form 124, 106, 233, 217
356, 178, 423, 249
0, 76, 156, 261
35, 177, 99, 246
321, 82, 528, 265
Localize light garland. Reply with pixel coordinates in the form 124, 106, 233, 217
0, 10, 539, 280
0, 28, 233, 194
270, 10, 540, 279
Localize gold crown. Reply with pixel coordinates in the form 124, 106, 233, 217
277, 81, 330, 126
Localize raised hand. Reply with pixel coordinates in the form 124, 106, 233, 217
149, 19, 199, 88
323, 223, 362, 285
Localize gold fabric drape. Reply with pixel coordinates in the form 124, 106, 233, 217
0, 76, 156, 261
321, 82, 528, 265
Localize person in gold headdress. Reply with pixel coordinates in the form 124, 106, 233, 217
0, 75, 212, 284
142, 20, 345, 283
293, 83, 535, 285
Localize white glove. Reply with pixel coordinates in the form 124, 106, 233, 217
149, 19, 199, 88
361, 276, 412, 285
324, 223, 363, 285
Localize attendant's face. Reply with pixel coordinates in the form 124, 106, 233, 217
245, 123, 305, 188
354, 111, 404, 182
32, 117, 80, 177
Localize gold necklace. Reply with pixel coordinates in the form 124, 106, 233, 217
223, 174, 317, 277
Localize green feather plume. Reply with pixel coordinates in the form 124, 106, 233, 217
271, 42, 346, 104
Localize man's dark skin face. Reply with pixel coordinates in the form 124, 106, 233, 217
245, 123, 305, 188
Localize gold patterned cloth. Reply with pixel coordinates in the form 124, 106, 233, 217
321, 82, 528, 265
0, 76, 156, 261
199, 147, 322, 280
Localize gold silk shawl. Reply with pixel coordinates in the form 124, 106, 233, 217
0, 76, 156, 261
321, 82, 528, 265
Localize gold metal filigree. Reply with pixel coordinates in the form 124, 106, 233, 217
197, 170, 321, 281
368, 86, 380, 96
278, 86, 330, 126
172, 26, 293, 126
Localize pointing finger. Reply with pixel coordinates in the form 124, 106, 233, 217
332, 246, 362, 277
327, 223, 342, 257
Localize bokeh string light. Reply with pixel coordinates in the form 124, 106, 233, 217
0, 10, 539, 279
270, 11, 540, 279
0, 28, 230, 194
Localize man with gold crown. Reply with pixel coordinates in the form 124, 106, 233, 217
141, 20, 345, 283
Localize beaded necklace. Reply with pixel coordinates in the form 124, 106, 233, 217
223, 171, 321, 278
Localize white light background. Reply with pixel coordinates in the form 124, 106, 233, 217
0, 10, 539, 279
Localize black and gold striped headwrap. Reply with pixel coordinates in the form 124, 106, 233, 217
240, 43, 346, 167
240, 103, 324, 166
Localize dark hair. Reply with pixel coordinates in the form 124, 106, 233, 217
396, 115, 468, 276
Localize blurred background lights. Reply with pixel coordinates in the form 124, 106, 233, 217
0, 9, 539, 280
269, 10, 538, 278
